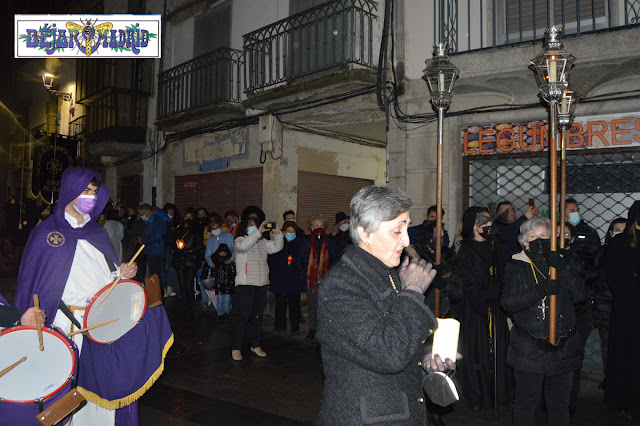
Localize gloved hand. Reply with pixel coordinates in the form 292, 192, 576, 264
547, 251, 562, 269
430, 264, 446, 290
399, 257, 436, 294
539, 279, 560, 296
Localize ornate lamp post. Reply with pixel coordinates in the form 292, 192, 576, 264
557, 88, 581, 250
422, 43, 459, 317
42, 73, 72, 102
530, 27, 575, 344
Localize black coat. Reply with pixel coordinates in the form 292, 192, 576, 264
604, 230, 640, 410
573, 219, 601, 261
172, 224, 204, 269
501, 251, 589, 375
213, 255, 236, 295
455, 238, 512, 408
317, 245, 437, 425
267, 238, 305, 294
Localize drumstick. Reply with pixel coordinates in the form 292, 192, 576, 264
33, 294, 44, 351
97, 244, 145, 307
66, 318, 119, 338
0, 357, 27, 379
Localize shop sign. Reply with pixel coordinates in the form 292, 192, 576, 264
461, 113, 640, 156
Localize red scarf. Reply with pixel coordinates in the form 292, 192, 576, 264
307, 228, 329, 292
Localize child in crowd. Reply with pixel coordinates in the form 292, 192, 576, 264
213, 243, 235, 322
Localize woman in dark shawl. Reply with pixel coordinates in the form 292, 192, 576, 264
605, 201, 640, 419
455, 206, 512, 410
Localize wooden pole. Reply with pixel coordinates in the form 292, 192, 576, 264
549, 103, 558, 345
559, 127, 567, 250
434, 106, 444, 318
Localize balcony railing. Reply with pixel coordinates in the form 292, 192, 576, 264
433, 0, 639, 54
243, 0, 377, 93
69, 115, 86, 138
157, 47, 244, 120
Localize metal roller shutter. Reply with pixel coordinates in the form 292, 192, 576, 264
297, 171, 372, 230
175, 167, 263, 216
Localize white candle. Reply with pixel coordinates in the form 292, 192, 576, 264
561, 96, 568, 114
438, 73, 445, 92
548, 58, 557, 83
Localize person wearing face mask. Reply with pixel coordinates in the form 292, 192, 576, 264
494, 200, 539, 263
330, 211, 353, 259
224, 210, 240, 237
604, 201, 640, 419
501, 216, 589, 426
13, 168, 176, 425
564, 198, 601, 261
268, 221, 305, 335
141, 204, 172, 297
203, 216, 235, 309
414, 221, 463, 318
299, 213, 338, 341
231, 205, 284, 361
455, 206, 512, 411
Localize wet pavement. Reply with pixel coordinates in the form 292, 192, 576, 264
0, 257, 634, 425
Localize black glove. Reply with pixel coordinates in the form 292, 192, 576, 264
539, 279, 560, 296
430, 265, 446, 290
547, 251, 562, 269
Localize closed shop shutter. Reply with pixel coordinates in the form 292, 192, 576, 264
297, 171, 373, 230
175, 167, 263, 216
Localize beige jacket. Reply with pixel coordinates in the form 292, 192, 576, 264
234, 230, 284, 286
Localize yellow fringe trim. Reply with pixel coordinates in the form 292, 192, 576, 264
77, 333, 174, 410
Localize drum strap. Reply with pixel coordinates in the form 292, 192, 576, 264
58, 301, 83, 329
103, 253, 117, 273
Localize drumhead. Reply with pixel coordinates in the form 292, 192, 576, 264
0, 327, 75, 403
84, 279, 147, 344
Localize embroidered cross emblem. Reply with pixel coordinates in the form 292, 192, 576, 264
47, 231, 65, 247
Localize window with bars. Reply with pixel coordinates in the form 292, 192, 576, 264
502, 0, 607, 43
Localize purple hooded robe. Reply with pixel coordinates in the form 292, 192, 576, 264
12, 167, 173, 425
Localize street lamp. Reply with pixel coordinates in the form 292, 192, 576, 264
423, 43, 459, 317
530, 27, 575, 345
557, 88, 581, 251
42, 73, 72, 102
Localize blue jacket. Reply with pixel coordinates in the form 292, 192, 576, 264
204, 231, 236, 266
143, 211, 170, 257
268, 237, 305, 294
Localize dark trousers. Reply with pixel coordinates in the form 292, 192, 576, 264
513, 369, 572, 426
146, 255, 165, 285
232, 285, 268, 350
175, 267, 196, 310
274, 293, 301, 332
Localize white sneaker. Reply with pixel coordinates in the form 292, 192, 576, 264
163, 288, 169, 297
166, 286, 176, 296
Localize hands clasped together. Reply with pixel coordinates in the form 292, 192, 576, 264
398, 256, 437, 294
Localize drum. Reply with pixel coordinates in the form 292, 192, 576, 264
84, 279, 147, 344
0, 326, 78, 423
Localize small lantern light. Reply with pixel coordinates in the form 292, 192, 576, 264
529, 27, 576, 104
558, 88, 581, 130
42, 73, 55, 89
422, 43, 459, 109
41, 72, 72, 102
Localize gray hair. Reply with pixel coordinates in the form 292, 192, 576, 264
518, 216, 551, 248
349, 186, 413, 244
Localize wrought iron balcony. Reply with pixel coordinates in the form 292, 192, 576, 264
157, 47, 244, 120
70, 91, 147, 144
243, 0, 377, 94
433, 0, 639, 53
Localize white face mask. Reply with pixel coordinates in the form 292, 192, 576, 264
612, 231, 621, 238
339, 223, 350, 232
211, 228, 222, 236
168, 214, 174, 219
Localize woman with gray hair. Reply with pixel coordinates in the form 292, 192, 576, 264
316, 186, 455, 425
501, 216, 589, 426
